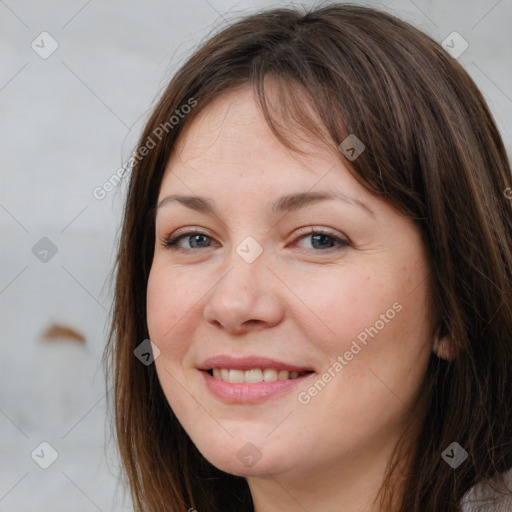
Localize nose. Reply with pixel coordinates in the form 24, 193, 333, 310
202, 247, 285, 335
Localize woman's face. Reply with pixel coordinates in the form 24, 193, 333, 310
147, 85, 433, 485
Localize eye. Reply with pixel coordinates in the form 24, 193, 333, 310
160, 227, 350, 253
161, 230, 217, 251
292, 227, 351, 252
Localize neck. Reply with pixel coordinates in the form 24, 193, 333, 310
246, 442, 400, 512
246, 410, 423, 512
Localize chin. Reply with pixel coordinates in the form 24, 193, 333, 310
190, 435, 292, 477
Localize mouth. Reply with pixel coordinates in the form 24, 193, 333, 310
205, 368, 313, 383
198, 356, 316, 403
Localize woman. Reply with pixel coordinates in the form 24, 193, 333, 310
103, 4, 512, 511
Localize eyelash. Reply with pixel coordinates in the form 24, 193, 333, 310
160, 227, 351, 253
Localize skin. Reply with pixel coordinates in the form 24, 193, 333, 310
146, 84, 445, 512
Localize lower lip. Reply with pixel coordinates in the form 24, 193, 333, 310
201, 370, 314, 403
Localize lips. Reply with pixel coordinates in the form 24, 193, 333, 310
198, 355, 316, 403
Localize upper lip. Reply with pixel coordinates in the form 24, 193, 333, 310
198, 355, 315, 372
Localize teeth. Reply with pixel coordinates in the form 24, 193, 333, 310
229, 369, 244, 383
278, 370, 289, 380
211, 368, 308, 383
244, 369, 263, 383
263, 368, 277, 382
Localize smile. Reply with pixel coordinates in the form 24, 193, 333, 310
209, 368, 311, 383
198, 355, 316, 403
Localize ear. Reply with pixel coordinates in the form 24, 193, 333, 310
432, 333, 455, 361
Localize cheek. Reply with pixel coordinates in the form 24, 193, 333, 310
288, 259, 431, 379
146, 262, 193, 360
287, 266, 395, 348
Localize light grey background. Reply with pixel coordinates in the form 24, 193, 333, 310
1, 0, 511, 510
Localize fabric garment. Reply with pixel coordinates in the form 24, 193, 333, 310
461, 470, 512, 511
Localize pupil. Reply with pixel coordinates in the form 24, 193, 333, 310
312, 234, 332, 249
191, 235, 208, 248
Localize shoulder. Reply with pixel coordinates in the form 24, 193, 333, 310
461, 469, 512, 512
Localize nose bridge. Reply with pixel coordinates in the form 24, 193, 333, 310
213, 235, 268, 303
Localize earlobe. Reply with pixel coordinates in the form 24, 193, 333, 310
432, 334, 454, 361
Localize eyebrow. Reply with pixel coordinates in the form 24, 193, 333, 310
157, 191, 375, 218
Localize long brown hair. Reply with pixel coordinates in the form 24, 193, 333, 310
102, 3, 512, 511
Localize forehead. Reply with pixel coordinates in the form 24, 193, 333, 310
154, 86, 413, 238
166, 84, 340, 182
